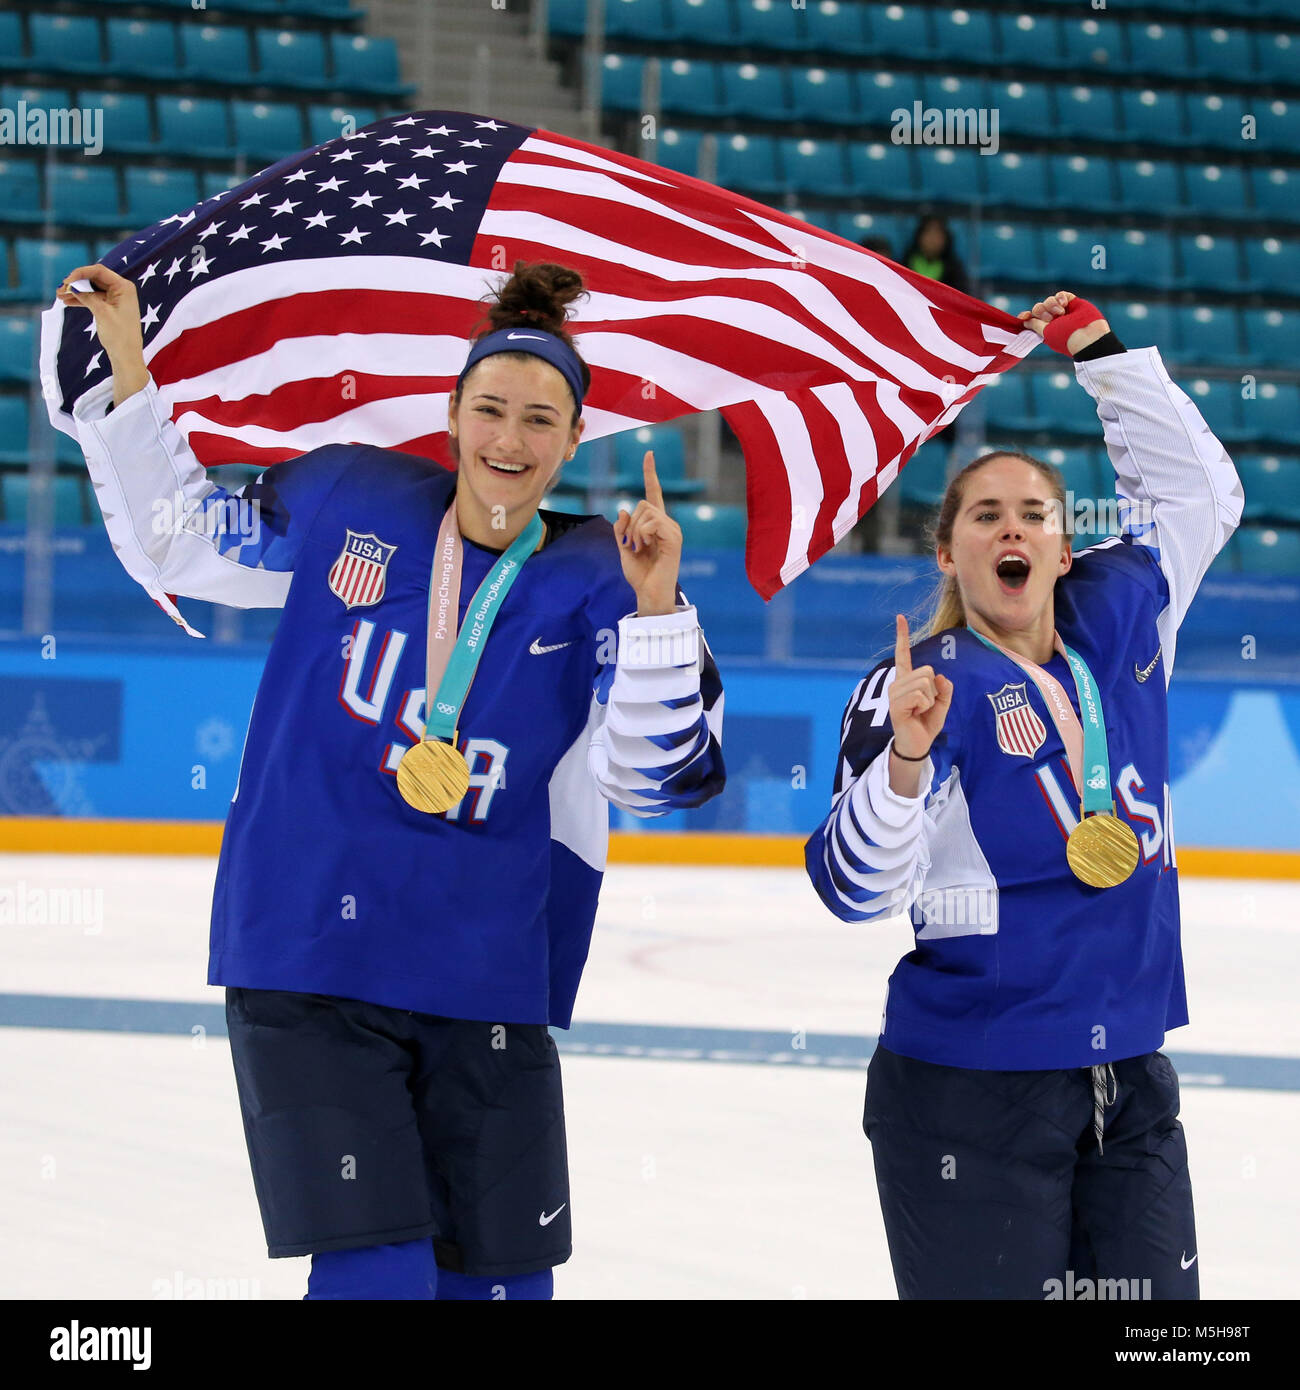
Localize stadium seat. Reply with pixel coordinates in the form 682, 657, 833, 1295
1177, 232, 1244, 291
29, 14, 102, 74
606, 0, 672, 40
540, 492, 592, 517
1041, 225, 1108, 287
1054, 84, 1119, 141
1030, 370, 1106, 437
1112, 228, 1177, 290
1190, 26, 1254, 79
665, 0, 729, 44
5, 238, 90, 304
157, 96, 234, 158
0, 159, 43, 224
600, 54, 644, 112
1237, 454, 1300, 523
1183, 162, 1249, 217
2, 83, 73, 117
719, 63, 790, 120
256, 29, 331, 90
179, 24, 255, 85
1058, 15, 1127, 72
1041, 446, 1101, 510
1053, 154, 1119, 211
660, 59, 726, 119
1250, 167, 1299, 221
865, 4, 936, 60
837, 211, 904, 254
673, 502, 747, 550
1170, 305, 1245, 364
201, 169, 246, 201
548, 0, 589, 36
979, 370, 1034, 436
1235, 526, 1300, 575
1183, 379, 1245, 442
983, 151, 1054, 210
1256, 31, 1299, 83
805, 0, 874, 57
856, 70, 911, 127
736, 0, 808, 50
282, 0, 361, 15
613, 425, 703, 497
975, 222, 1045, 284
715, 134, 783, 195
308, 103, 379, 145
124, 166, 200, 226
0, 469, 89, 525
231, 100, 305, 160
656, 128, 702, 177
921, 73, 989, 122
914, 146, 983, 204
1109, 302, 1177, 355
897, 439, 950, 510
1117, 88, 1187, 147
782, 137, 848, 196
789, 67, 859, 126
987, 81, 1053, 138
1243, 235, 1300, 294
329, 34, 412, 95
846, 141, 915, 200
0, 315, 35, 382
1115, 158, 1183, 214
1247, 383, 1300, 445
105, 18, 178, 79
1256, 99, 1300, 155
98, 92, 155, 155
995, 12, 1064, 67
1185, 93, 1250, 151
931, 7, 996, 62
1127, 23, 1193, 79
0, 13, 24, 71
0, 399, 29, 466
47, 164, 122, 229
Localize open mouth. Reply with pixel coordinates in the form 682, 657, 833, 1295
995, 550, 1031, 593
484, 457, 528, 476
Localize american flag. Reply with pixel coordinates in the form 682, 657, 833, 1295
41, 109, 1038, 599
989, 683, 1048, 760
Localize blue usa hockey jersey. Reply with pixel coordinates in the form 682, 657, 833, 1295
805, 346, 1243, 1070
73, 375, 725, 1027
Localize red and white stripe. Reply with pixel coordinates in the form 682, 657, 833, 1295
996, 704, 1049, 759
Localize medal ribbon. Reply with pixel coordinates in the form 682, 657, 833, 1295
969, 628, 1114, 815
420, 499, 544, 743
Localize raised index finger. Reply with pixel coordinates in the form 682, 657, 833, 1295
643, 450, 665, 512
894, 613, 912, 676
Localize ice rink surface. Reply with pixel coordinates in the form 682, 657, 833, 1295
2, 852, 1297, 1300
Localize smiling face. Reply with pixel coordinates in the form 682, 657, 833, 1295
448, 354, 584, 537
937, 454, 1071, 641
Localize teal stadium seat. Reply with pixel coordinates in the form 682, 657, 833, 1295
540, 492, 591, 517
256, 29, 331, 90
656, 128, 702, 178
1256, 99, 1300, 155
995, 12, 1065, 67
1060, 15, 1128, 72
231, 100, 305, 160
1109, 228, 1177, 290
846, 140, 915, 200
979, 371, 1034, 436
548, 0, 587, 36
1177, 232, 1244, 291
1184, 379, 1245, 442
29, 15, 102, 75
282, 0, 361, 18
1042, 224, 1109, 286
0, 14, 24, 71
3, 83, 73, 121
329, 34, 412, 96
914, 146, 983, 204
865, 3, 936, 60
661, 60, 726, 119
1185, 93, 1250, 150
790, 67, 859, 126
719, 63, 789, 121
1191, 26, 1254, 80
99, 92, 155, 155
1238, 455, 1300, 523
1127, 22, 1193, 78
180, 25, 255, 85
1243, 236, 1299, 293
0, 159, 43, 224
613, 425, 703, 498
931, 7, 995, 62
805, 1, 873, 57
0, 399, 29, 466
0, 315, 35, 382
1183, 163, 1249, 218
665, 0, 730, 44
1246, 383, 1300, 445
987, 80, 1052, 138
857, 70, 911, 127
1170, 305, 1245, 365
124, 166, 200, 225
1030, 370, 1105, 436
1110, 301, 1176, 353
601, 54, 644, 112
976, 222, 1046, 284
308, 104, 379, 144
0, 469, 89, 524
736, 0, 808, 51
838, 210, 903, 252
201, 169, 246, 200
606, 0, 671, 41
1250, 167, 1299, 221
783, 137, 849, 196
1236, 527, 1300, 575
1054, 85, 1119, 141
716, 134, 782, 196
1041, 446, 1101, 511
157, 96, 234, 158
897, 440, 950, 511
984, 151, 1053, 210
920, 74, 990, 124
1115, 158, 1183, 215
1256, 31, 1299, 84
106, 18, 178, 78
673, 503, 747, 551
47, 163, 123, 229
5, 239, 90, 304
1117, 88, 1187, 147
1053, 154, 1119, 211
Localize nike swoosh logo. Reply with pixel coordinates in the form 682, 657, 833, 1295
1181, 1251, 1198, 1270
507, 332, 547, 341
1135, 646, 1161, 682
539, 1204, 567, 1226
530, 638, 574, 655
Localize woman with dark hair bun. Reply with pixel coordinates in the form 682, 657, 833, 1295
805, 290, 1243, 1300
58, 257, 726, 1301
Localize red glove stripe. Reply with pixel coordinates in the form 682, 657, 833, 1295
1043, 296, 1106, 355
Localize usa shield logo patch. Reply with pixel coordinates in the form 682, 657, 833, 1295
328, 530, 397, 609
988, 682, 1047, 759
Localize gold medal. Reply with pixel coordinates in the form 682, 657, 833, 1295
397, 738, 471, 814
1066, 810, 1141, 888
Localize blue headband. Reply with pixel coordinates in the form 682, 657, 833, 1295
456, 327, 586, 410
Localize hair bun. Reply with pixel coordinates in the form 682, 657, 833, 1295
481, 261, 587, 341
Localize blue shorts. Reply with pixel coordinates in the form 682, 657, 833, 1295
225, 987, 571, 1277
863, 1044, 1199, 1300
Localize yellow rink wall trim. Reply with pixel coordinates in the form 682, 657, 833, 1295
0, 818, 1297, 880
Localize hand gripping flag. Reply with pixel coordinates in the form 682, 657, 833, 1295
41, 110, 1039, 601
